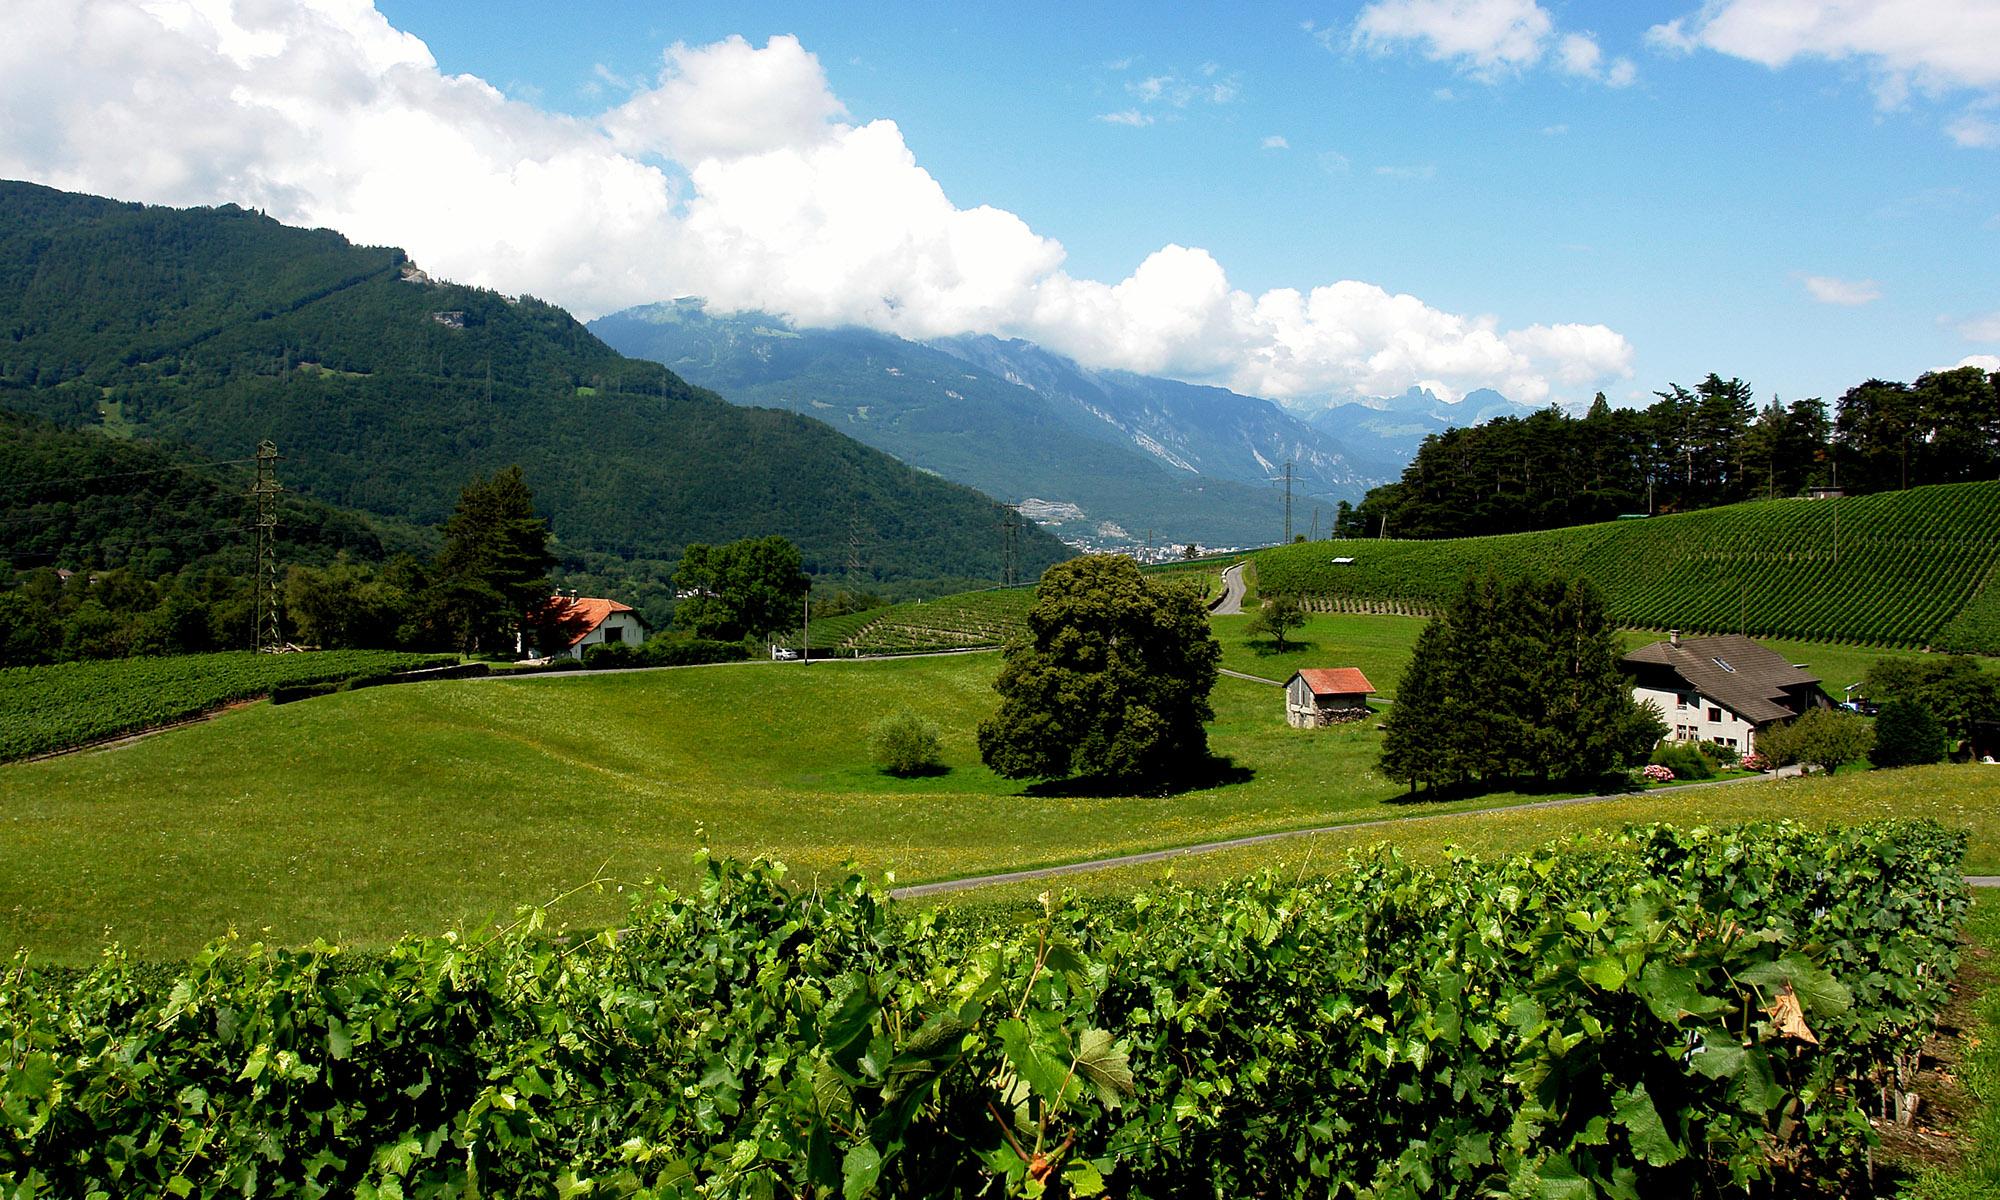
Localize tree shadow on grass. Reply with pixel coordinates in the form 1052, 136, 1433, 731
1022, 754, 1255, 799
880, 764, 953, 780
1245, 638, 1317, 657
1382, 770, 1643, 807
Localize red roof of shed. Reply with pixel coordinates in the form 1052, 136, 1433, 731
1293, 668, 1374, 695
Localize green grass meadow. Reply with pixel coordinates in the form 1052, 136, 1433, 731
1, 611, 1991, 963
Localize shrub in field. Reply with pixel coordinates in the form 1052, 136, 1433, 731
1652, 742, 1716, 780
1759, 708, 1875, 773
582, 640, 642, 669
1740, 751, 1770, 772
1871, 699, 1948, 768
872, 710, 944, 776
1642, 763, 1675, 782
0, 822, 1967, 1198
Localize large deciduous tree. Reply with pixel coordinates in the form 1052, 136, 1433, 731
978, 555, 1220, 784
1379, 572, 1662, 794
672, 535, 810, 642
429, 466, 555, 652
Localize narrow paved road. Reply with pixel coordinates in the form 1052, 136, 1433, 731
1211, 563, 1247, 615
888, 768, 1808, 900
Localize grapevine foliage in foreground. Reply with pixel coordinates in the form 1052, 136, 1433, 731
0, 649, 452, 760
0, 821, 1967, 1198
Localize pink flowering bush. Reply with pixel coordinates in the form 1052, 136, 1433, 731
1740, 752, 1770, 772
1642, 763, 1675, 783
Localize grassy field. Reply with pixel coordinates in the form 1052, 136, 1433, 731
3, 613, 1991, 964
0, 641, 1634, 963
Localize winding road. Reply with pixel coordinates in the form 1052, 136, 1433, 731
1211, 563, 1247, 615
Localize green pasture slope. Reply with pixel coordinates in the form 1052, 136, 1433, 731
0, 649, 451, 761
1254, 480, 2000, 651
0, 613, 1986, 963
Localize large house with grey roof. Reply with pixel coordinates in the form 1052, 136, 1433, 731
1621, 631, 1831, 754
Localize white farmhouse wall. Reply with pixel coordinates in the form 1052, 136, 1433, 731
1633, 685, 1762, 752
561, 612, 648, 661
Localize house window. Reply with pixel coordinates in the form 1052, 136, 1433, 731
1675, 724, 1691, 740
1707, 706, 1721, 723
602, 624, 624, 644
1723, 738, 1737, 749
1677, 693, 1693, 710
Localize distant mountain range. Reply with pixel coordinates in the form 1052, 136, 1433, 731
1302, 387, 1540, 479
590, 302, 1388, 548
0, 181, 1068, 596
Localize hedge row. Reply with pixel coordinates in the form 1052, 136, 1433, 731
0, 820, 1967, 1197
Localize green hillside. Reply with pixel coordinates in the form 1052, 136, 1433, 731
1254, 481, 2000, 650
0, 410, 431, 575
0, 181, 1067, 591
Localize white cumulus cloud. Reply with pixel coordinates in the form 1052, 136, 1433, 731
0, 0, 1636, 405
1260, 134, 1290, 150
1351, 0, 1633, 85
1802, 275, 1882, 305
1650, 1, 2000, 144
1960, 311, 2000, 342
1956, 354, 2000, 372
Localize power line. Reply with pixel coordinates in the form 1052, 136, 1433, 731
6, 522, 251, 565
0, 457, 260, 495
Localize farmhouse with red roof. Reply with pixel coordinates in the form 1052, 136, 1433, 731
1284, 667, 1375, 728
536, 594, 648, 662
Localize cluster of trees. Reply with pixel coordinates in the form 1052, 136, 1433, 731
279, 467, 555, 654
0, 565, 253, 664
1381, 573, 1664, 793
979, 555, 1220, 785
1349, 366, 2000, 539
1862, 654, 2000, 767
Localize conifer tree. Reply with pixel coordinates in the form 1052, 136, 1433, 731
428, 466, 555, 652
1380, 570, 1661, 794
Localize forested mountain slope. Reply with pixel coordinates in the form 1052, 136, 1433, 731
0, 411, 430, 575
0, 181, 1067, 589
589, 302, 1301, 548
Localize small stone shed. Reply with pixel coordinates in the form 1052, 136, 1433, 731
1285, 668, 1375, 728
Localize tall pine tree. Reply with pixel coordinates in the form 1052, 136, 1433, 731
429, 466, 556, 653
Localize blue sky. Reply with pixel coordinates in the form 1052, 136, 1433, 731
6, 1, 1997, 408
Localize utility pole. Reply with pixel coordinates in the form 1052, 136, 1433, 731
1310, 506, 1319, 541
250, 440, 284, 652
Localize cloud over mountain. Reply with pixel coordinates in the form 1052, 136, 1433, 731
0, 0, 1633, 404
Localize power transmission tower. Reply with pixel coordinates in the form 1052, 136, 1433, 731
1283, 460, 1295, 543
846, 508, 864, 586
250, 440, 284, 651
998, 503, 1022, 587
